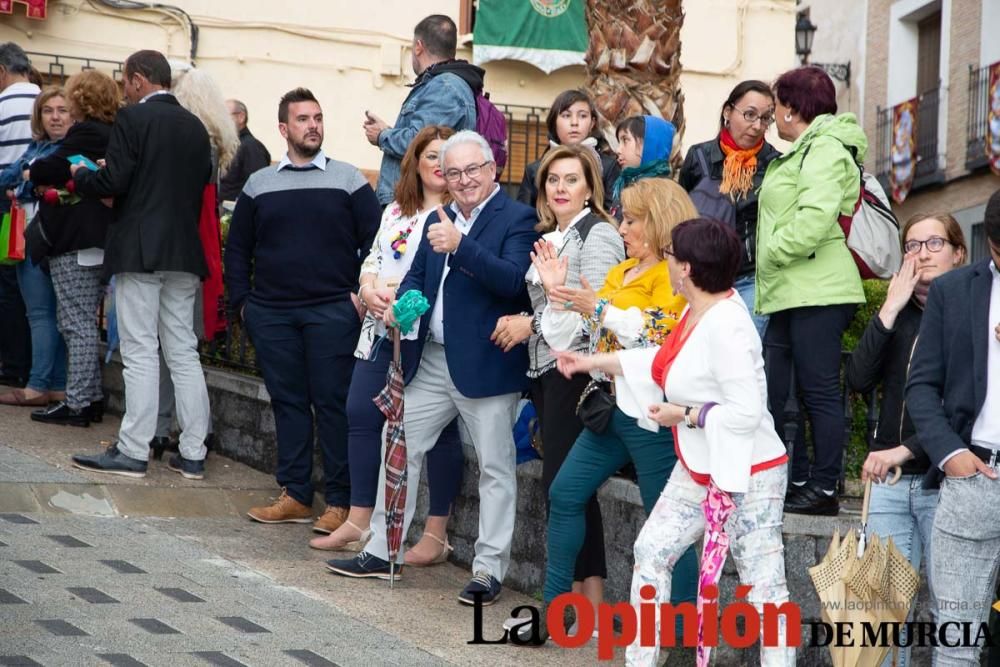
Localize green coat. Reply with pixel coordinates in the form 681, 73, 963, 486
755, 113, 867, 315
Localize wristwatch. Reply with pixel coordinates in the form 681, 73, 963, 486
684, 405, 696, 429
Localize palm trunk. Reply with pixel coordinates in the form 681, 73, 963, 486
583, 0, 686, 172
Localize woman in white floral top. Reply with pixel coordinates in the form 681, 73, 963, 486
310, 126, 464, 566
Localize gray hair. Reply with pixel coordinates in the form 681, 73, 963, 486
228, 98, 248, 119
439, 130, 494, 168
0, 43, 31, 76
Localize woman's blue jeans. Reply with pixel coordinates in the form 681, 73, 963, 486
15, 257, 67, 392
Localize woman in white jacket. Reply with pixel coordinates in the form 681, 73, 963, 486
556, 217, 794, 666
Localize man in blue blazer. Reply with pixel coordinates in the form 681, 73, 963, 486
328, 131, 538, 605
905, 188, 1000, 666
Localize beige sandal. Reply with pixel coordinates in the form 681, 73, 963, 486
404, 532, 453, 567
308, 519, 372, 552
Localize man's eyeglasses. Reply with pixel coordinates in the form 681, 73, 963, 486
733, 107, 775, 127
444, 161, 492, 183
903, 236, 951, 254
662, 246, 675, 257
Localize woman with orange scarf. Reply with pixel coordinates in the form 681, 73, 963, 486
679, 80, 780, 337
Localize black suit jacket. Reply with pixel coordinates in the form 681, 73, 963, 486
73, 94, 212, 280
905, 259, 996, 486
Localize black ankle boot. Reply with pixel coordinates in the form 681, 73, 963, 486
150, 436, 174, 461
90, 399, 105, 423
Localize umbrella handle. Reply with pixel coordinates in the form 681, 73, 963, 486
861, 466, 902, 525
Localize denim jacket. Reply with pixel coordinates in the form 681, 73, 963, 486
375, 71, 477, 205
0, 139, 60, 211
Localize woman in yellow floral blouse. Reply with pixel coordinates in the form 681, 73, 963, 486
528, 178, 699, 637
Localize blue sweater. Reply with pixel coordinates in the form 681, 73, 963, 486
224, 157, 381, 311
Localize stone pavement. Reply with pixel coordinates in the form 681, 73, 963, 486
0, 405, 633, 667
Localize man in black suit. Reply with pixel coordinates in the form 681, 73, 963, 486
69, 50, 213, 481
905, 188, 1000, 666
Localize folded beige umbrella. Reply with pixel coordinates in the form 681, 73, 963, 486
809, 468, 919, 667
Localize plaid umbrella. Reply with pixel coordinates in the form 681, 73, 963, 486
697, 481, 737, 667
373, 328, 406, 588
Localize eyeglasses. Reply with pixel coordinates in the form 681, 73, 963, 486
903, 236, 951, 254
443, 161, 492, 183
662, 246, 675, 257
733, 107, 775, 127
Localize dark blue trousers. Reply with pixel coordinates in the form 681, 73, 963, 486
347, 342, 463, 514
245, 299, 357, 507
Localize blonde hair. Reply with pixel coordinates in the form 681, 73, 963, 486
171, 66, 240, 173
30, 86, 66, 141
535, 144, 611, 233
620, 179, 698, 259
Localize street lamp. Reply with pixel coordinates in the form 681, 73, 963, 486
795, 14, 816, 64
795, 14, 852, 88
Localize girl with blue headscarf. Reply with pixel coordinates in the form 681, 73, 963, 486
610, 115, 676, 216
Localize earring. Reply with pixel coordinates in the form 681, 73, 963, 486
784, 113, 792, 123
643, 241, 649, 248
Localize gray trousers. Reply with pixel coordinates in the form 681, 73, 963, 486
49, 253, 103, 410
115, 272, 209, 462
364, 342, 520, 581
931, 470, 1000, 666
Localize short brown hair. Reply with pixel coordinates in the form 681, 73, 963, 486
65, 70, 121, 124
545, 89, 599, 143
535, 144, 610, 233
620, 178, 698, 260
124, 49, 171, 87
30, 86, 66, 141
394, 124, 455, 217
278, 87, 318, 124
900, 212, 968, 263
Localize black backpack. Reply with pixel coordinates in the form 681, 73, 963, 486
688, 147, 737, 228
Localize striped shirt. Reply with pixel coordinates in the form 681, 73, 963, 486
0, 82, 39, 171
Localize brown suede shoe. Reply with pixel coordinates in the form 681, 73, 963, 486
312, 505, 349, 534
247, 488, 313, 524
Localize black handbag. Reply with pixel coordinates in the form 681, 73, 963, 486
23, 214, 52, 265
576, 379, 615, 434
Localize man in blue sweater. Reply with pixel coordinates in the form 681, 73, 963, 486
225, 88, 380, 537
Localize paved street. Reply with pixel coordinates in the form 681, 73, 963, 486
0, 406, 633, 667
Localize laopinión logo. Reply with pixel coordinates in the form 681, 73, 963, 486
468, 585, 1000, 659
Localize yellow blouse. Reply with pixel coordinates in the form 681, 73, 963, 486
589, 258, 687, 352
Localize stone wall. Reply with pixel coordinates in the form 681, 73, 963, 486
103, 360, 937, 665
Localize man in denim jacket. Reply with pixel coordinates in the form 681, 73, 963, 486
363, 14, 479, 207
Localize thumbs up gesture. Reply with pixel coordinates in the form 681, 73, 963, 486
427, 204, 461, 254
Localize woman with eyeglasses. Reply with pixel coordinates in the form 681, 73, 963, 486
756, 66, 868, 516
849, 213, 967, 667
679, 80, 781, 338
309, 125, 464, 565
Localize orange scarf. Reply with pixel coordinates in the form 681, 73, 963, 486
718, 128, 764, 200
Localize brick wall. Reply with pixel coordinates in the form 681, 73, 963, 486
863, 0, 892, 175
944, 0, 982, 180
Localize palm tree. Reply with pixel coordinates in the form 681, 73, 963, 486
583, 0, 685, 171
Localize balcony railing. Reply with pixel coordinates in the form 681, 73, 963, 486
494, 103, 550, 199
967, 64, 991, 171
26, 51, 124, 84
875, 86, 946, 193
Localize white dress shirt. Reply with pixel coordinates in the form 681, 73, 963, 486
428, 184, 501, 345
276, 150, 327, 171
970, 261, 1000, 450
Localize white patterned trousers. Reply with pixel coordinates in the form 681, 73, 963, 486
626, 463, 795, 667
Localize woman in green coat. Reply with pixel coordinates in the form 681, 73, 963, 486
755, 66, 866, 516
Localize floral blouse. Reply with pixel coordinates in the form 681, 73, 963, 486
587, 258, 685, 356
355, 202, 435, 360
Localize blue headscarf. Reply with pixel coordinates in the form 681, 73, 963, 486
612, 115, 676, 203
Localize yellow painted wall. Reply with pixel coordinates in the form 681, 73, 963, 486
0, 0, 796, 167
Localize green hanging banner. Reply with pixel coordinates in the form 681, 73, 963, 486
473, 0, 589, 75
